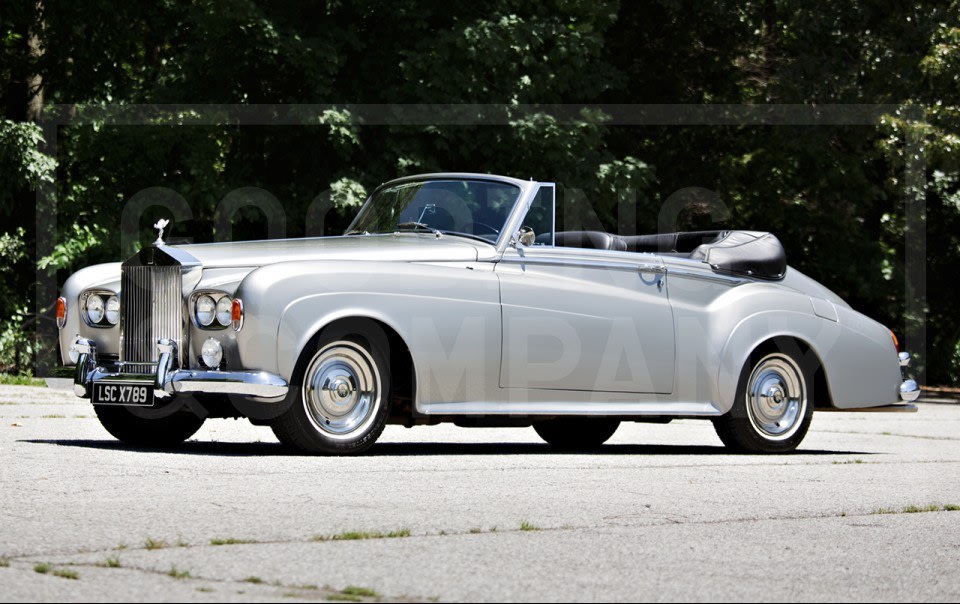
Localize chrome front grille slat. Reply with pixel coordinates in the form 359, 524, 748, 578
120, 264, 182, 365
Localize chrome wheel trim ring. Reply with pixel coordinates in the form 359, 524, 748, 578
302, 341, 381, 440
745, 353, 807, 441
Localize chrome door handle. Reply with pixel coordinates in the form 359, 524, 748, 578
636, 263, 667, 274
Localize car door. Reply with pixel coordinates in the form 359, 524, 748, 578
496, 243, 676, 395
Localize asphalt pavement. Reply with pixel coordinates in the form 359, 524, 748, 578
1, 383, 958, 602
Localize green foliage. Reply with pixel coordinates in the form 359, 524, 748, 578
0, 120, 55, 196
0, 0, 957, 382
0, 373, 45, 386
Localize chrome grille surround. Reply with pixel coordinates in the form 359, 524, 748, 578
120, 246, 189, 366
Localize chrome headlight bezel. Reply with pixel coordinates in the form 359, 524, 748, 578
79, 290, 119, 328
195, 294, 217, 327
104, 295, 120, 325
191, 291, 234, 330
215, 296, 233, 327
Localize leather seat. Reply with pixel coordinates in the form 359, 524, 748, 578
554, 231, 626, 251
622, 231, 726, 253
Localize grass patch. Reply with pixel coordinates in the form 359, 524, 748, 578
903, 504, 941, 513
243, 576, 264, 584
832, 459, 864, 465
41, 414, 65, 419
144, 537, 169, 550
519, 521, 540, 532
210, 537, 258, 546
874, 504, 960, 515
196, 587, 213, 593
313, 529, 410, 542
0, 558, 9, 567
168, 566, 191, 579
342, 586, 379, 597
102, 556, 121, 568
53, 568, 79, 580
34, 563, 51, 574
469, 527, 482, 534
0, 373, 46, 387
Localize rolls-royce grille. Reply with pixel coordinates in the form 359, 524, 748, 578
120, 265, 182, 365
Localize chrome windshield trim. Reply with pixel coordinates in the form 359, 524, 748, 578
346, 173, 535, 252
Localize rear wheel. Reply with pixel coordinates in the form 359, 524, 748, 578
534, 418, 620, 450
713, 349, 814, 453
94, 404, 205, 447
272, 331, 391, 455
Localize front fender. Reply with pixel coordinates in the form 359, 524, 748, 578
58, 262, 122, 364
234, 260, 502, 408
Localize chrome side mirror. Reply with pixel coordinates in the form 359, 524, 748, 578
517, 226, 535, 247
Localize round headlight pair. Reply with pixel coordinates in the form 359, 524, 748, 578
84, 293, 119, 326
196, 294, 233, 328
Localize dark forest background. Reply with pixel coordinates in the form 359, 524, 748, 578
1, 1, 957, 383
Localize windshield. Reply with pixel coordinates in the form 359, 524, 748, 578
347, 179, 522, 243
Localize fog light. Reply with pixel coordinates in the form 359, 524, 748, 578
201, 338, 223, 368
68, 344, 80, 364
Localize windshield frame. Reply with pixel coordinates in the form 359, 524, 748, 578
345, 173, 539, 250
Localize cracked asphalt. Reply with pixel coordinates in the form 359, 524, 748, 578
1, 383, 959, 602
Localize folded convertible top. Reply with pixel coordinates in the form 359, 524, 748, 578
549, 229, 787, 280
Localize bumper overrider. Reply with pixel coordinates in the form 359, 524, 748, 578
898, 351, 920, 403
72, 337, 289, 402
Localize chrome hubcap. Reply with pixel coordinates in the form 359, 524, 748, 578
746, 354, 806, 440
302, 341, 380, 439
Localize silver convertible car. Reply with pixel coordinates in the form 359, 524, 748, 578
57, 173, 920, 454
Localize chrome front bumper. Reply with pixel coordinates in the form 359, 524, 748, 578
72, 338, 289, 402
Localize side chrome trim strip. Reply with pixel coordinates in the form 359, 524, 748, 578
499, 255, 658, 273
665, 267, 746, 285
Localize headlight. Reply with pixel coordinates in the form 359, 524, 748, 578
216, 296, 233, 327
196, 295, 216, 326
105, 295, 120, 325
201, 337, 223, 368
85, 294, 105, 324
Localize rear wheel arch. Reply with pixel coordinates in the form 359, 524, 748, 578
720, 331, 834, 412
714, 335, 827, 453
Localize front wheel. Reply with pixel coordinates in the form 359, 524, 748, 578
534, 418, 620, 451
94, 404, 205, 447
713, 350, 814, 453
272, 334, 391, 455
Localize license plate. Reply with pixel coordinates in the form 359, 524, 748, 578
92, 382, 155, 407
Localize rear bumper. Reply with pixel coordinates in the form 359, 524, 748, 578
898, 352, 920, 402
72, 337, 289, 402
899, 379, 920, 403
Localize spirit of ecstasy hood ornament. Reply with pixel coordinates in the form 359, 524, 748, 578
153, 218, 170, 246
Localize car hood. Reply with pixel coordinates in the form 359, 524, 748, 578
171, 234, 488, 268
